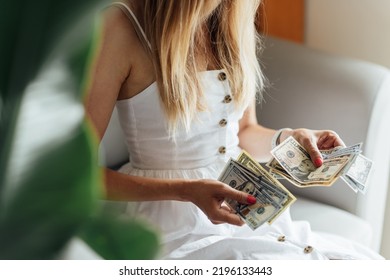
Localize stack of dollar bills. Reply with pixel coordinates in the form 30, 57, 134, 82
218, 151, 296, 230
267, 136, 373, 194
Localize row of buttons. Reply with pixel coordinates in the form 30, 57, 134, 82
220, 70, 314, 256
218, 71, 230, 156
277, 235, 314, 254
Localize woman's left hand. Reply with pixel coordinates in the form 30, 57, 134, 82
279, 128, 345, 167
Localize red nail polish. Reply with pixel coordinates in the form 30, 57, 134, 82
247, 195, 257, 204
314, 157, 323, 167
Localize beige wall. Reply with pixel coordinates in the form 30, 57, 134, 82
305, 0, 390, 258
306, 0, 390, 68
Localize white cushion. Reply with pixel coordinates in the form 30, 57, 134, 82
99, 107, 129, 168
290, 197, 373, 247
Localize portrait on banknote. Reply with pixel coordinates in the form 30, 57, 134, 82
289, 158, 316, 181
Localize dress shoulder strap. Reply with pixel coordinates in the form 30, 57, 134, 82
109, 2, 152, 51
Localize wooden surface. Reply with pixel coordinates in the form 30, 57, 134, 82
257, 0, 305, 43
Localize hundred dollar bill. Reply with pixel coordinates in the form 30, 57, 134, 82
344, 175, 367, 194
236, 151, 296, 223
344, 154, 373, 195
233, 160, 288, 205
319, 143, 371, 194
338, 153, 361, 192
321, 143, 363, 160
271, 136, 349, 186
218, 159, 281, 230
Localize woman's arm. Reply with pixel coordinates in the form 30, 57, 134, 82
238, 101, 276, 162
106, 169, 253, 226
84, 7, 132, 139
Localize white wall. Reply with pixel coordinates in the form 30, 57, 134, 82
305, 0, 390, 259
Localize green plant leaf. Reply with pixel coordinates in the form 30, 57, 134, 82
0, 35, 103, 258
79, 213, 160, 260
0, 0, 104, 183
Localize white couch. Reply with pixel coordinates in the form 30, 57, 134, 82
98, 37, 390, 255
258, 37, 390, 252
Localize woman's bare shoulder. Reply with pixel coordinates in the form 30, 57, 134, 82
101, 4, 139, 47
97, 1, 154, 99
98, 2, 148, 72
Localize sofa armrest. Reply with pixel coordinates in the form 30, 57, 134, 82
291, 197, 373, 247
258, 37, 390, 252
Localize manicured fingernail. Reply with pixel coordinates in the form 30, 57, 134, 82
314, 157, 323, 167
247, 195, 257, 204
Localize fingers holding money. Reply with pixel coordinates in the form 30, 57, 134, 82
218, 156, 296, 229
269, 135, 371, 194
287, 128, 323, 167
209, 187, 256, 226
284, 129, 345, 168
223, 185, 258, 205
209, 204, 245, 226
301, 136, 323, 168
188, 179, 255, 226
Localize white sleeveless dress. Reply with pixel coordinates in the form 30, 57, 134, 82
111, 2, 383, 260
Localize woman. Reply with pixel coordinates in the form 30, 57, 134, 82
85, 0, 382, 259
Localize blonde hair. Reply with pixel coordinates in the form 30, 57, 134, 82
143, 0, 264, 133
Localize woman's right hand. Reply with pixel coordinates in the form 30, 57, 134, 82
183, 179, 256, 226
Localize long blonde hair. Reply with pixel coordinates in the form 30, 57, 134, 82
143, 0, 264, 133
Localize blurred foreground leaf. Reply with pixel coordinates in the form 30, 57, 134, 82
0, 0, 159, 259
80, 214, 160, 260
0, 0, 103, 259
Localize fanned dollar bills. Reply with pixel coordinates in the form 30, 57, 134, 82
267, 136, 373, 194
218, 151, 296, 230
